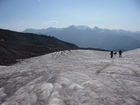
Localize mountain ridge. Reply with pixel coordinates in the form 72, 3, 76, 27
23, 25, 140, 51
0, 29, 78, 65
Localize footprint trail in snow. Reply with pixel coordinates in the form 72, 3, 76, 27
0, 49, 140, 105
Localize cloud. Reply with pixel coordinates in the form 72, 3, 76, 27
47, 20, 59, 24
42, 20, 59, 26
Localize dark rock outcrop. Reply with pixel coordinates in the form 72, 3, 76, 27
0, 29, 78, 65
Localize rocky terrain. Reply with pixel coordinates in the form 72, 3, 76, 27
0, 29, 78, 65
0, 49, 140, 105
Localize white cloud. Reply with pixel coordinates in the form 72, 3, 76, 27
47, 20, 59, 24
42, 20, 59, 27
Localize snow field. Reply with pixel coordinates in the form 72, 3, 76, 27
0, 49, 140, 105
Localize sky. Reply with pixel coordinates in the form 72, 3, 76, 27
0, 0, 140, 31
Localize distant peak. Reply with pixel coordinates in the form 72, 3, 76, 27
67, 25, 90, 30
76, 25, 90, 30
23, 25, 138, 33
67, 25, 76, 28
93, 26, 101, 30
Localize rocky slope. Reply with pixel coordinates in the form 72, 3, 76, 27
0, 29, 78, 65
0, 49, 140, 105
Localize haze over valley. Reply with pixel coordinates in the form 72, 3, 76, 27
24, 25, 140, 51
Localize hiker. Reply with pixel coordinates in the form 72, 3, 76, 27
119, 50, 122, 57
114, 52, 117, 55
110, 51, 113, 58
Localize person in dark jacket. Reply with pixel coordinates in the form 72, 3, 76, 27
119, 50, 122, 57
110, 51, 113, 58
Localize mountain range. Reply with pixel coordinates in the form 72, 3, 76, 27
24, 25, 140, 51
0, 29, 78, 65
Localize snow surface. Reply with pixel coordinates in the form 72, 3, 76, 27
0, 49, 140, 105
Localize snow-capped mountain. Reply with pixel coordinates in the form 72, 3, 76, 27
0, 49, 140, 105
24, 25, 140, 51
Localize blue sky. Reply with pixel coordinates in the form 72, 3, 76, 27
0, 0, 140, 31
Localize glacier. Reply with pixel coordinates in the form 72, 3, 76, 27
0, 49, 140, 105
